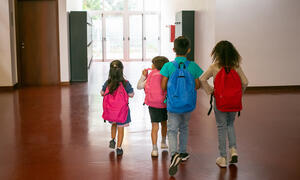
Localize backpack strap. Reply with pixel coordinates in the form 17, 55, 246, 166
172, 60, 190, 69
183, 60, 190, 68
208, 94, 214, 116
207, 94, 241, 117
172, 61, 179, 68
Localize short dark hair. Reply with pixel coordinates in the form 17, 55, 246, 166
152, 56, 169, 70
174, 36, 190, 55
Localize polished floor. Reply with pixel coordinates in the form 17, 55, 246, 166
1, 62, 300, 180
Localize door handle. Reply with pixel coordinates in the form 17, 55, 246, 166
20, 42, 25, 49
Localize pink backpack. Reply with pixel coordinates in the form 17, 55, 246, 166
102, 82, 129, 123
144, 69, 167, 108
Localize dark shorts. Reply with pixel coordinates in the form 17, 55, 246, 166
148, 106, 168, 123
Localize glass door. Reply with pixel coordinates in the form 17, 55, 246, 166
90, 12, 103, 61
128, 14, 143, 61
103, 14, 124, 61
144, 14, 160, 61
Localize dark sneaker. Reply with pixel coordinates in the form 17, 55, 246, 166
116, 148, 123, 156
179, 153, 190, 162
169, 153, 181, 176
109, 139, 116, 149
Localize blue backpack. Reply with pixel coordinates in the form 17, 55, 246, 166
167, 61, 197, 113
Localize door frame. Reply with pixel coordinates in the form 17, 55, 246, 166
14, 0, 61, 86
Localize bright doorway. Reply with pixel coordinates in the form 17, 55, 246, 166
84, 0, 161, 61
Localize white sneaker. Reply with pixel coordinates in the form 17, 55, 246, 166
216, 157, 227, 168
229, 147, 238, 164
151, 149, 158, 157
161, 142, 168, 149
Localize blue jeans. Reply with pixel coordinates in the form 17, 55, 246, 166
214, 103, 237, 157
167, 112, 191, 156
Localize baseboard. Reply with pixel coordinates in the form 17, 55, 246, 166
245, 86, 300, 93
0, 86, 14, 91
0, 83, 19, 91
60, 82, 70, 86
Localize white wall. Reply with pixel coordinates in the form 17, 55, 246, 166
215, 0, 300, 86
161, 0, 215, 70
194, 0, 215, 71
67, 0, 83, 11
0, 0, 14, 86
59, 0, 70, 82
9, 0, 18, 85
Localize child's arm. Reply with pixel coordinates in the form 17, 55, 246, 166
100, 91, 105, 96
126, 81, 135, 98
101, 80, 109, 96
137, 69, 147, 90
161, 76, 168, 91
200, 65, 214, 95
128, 92, 134, 98
236, 66, 249, 93
195, 78, 201, 90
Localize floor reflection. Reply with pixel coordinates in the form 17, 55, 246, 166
0, 61, 300, 179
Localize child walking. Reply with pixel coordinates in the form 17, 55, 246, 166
101, 60, 134, 156
160, 36, 203, 176
200, 40, 248, 167
137, 56, 169, 157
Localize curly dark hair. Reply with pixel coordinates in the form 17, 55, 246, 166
211, 40, 241, 72
152, 56, 169, 70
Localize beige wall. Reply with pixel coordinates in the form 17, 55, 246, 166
59, 0, 70, 82
161, 0, 215, 70
215, 0, 300, 86
0, 0, 13, 86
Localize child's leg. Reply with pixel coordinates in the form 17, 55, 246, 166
214, 107, 228, 158
178, 112, 191, 154
167, 112, 181, 156
151, 122, 159, 147
117, 126, 124, 148
227, 112, 237, 149
161, 120, 167, 141
111, 123, 117, 139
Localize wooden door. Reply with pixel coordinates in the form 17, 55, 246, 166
17, 0, 60, 85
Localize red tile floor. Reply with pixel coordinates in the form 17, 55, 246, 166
0, 62, 300, 180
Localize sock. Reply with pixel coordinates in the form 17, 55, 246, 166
153, 144, 158, 150
161, 136, 166, 143
111, 138, 115, 141
117, 147, 122, 150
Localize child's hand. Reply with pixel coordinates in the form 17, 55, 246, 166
142, 69, 148, 76
100, 91, 105, 96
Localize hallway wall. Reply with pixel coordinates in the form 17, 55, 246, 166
58, 0, 70, 82
215, 0, 300, 86
161, 0, 215, 70
0, 0, 14, 86
2, 0, 300, 86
